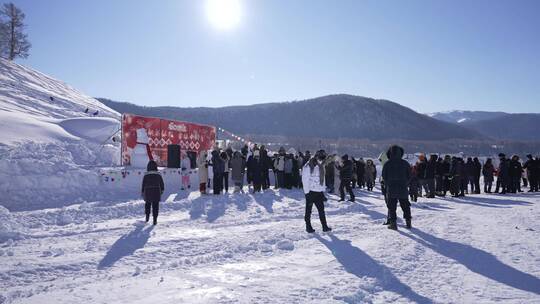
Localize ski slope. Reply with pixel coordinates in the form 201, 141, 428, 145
1, 186, 539, 304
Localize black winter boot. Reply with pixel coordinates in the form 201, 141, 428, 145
323, 226, 332, 232
405, 219, 412, 229
387, 220, 398, 230
153, 217, 157, 225
145, 214, 150, 223
306, 223, 315, 233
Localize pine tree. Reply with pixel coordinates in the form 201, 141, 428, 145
0, 2, 31, 60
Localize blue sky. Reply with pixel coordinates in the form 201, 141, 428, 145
11, 0, 540, 113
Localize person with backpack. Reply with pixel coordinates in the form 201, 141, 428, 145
382, 145, 412, 230
302, 150, 332, 233
141, 160, 164, 225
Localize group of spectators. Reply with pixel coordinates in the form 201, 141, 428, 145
408, 153, 540, 201
194, 144, 381, 200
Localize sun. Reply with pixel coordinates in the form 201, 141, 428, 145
205, 0, 242, 31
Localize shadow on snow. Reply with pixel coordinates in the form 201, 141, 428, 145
400, 228, 540, 295
97, 222, 154, 269
316, 234, 432, 304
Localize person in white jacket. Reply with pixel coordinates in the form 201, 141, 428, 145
180, 153, 191, 191
302, 150, 332, 233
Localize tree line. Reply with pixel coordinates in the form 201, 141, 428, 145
0, 2, 30, 60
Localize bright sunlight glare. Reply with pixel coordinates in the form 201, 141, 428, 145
205, 0, 242, 31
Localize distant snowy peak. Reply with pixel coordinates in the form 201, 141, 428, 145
427, 110, 507, 124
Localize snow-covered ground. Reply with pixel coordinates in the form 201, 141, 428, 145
1, 186, 539, 304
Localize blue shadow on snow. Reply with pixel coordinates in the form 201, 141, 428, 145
97, 223, 154, 269
316, 234, 432, 303
400, 228, 540, 295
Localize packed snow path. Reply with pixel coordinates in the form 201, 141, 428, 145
1, 188, 539, 303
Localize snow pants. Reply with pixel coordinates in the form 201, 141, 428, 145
144, 201, 159, 221
213, 173, 223, 194
339, 179, 354, 200
387, 197, 411, 223
223, 172, 229, 192
305, 191, 329, 229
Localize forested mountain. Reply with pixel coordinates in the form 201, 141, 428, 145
98, 94, 481, 141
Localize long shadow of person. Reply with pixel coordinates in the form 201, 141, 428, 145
98, 223, 154, 269
400, 229, 540, 295
316, 234, 432, 303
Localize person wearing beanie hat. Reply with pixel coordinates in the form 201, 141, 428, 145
495, 153, 509, 194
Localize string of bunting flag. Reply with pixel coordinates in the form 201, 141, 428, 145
217, 127, 252, 146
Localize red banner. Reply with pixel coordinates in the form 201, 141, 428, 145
121, 114, 216, 166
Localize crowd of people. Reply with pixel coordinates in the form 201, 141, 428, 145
408, 153, 540, 201
140, 143, 540, 230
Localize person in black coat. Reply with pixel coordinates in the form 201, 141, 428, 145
523, 154, 538, 192
508, 155, 523, 193
247, 149, 264, 192
465, 157, 475, 194
382, 145, 412, 230
482, 158, 495, 193
472, 157, 482, 194
141, 160, 164, 225
356, 158, 366, 189
337, 154, 355, 202
211, 150, 225, 195
440, 155, 451, 196
495, 153, 509, 194
424, 155, 437, 198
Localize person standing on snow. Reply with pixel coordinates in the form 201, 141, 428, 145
364, 159, 377, 191
337, 154, 355, 202
221, 151, 230, 193
472, 157, 482, 194
180, 153, 191, 191
211, 150, 225, 195
482, 158, 495, 193
523, 154, 538, 192
247, 148, 265, 193
495, 153, 509, 194
274, 147, 286, 189
197, 151, 209, 194
382, 145, 412, 230
302, 150, 332, 233
141, 160, 164, 225
230, 151, 246, 193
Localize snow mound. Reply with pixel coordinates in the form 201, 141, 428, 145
58, 117, 120, 143
0, 206, 25, 243
0, 58, 124, 210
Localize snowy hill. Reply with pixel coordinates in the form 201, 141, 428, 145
0, 58, 120, 145
0, 58, 122, 210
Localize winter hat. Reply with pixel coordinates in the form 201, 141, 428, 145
147, 160, 158, 172
498, 153, 506, 158
342, 154, 349, 161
